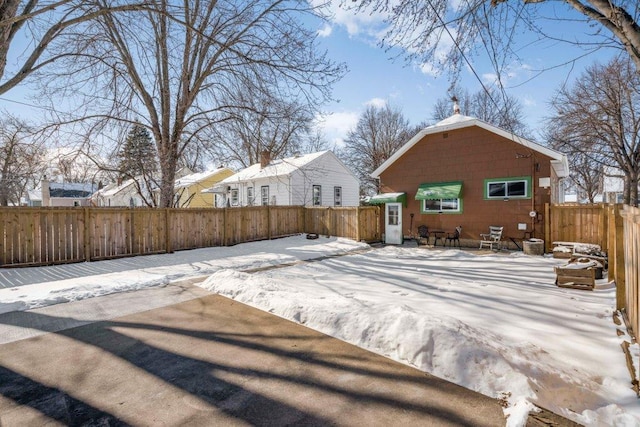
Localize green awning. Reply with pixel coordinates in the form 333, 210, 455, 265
368, 192, 406, 205
415, 182, 462, 200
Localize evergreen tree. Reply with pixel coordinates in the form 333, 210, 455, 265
117, 124, 157, 180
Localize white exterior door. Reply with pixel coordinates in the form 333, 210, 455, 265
385, 203, 403, 244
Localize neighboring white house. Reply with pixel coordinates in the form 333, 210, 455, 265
24, 181, 98, 207
91, 178, 152, 207
208, 151, 359, 207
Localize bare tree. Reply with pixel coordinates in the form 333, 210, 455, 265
348, 0, 640, 87
207, 85, 316, 168
43, 0, 344, 207
546, 132, 604, 203
547, 56, 640, 206
0, 114, 46, 205
341, 104, 412, 195
432, 88, 531, 137
0, 0, 158, 95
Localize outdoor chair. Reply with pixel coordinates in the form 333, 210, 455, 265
479, 226, 503, 250
445, 226, 462, 248
417, 225, 429, 245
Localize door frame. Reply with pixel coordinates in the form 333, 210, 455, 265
384, 202, 403, 244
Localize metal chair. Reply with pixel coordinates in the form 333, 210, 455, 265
445, 226, 462, 247
417, 225, 429, 245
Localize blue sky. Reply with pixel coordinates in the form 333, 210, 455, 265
1, 1, 621, 150
313, 1, 621, 147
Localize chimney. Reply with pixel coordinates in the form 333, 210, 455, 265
452, 96, 461, 115
42, 175, 50, 207
260, 150, 271, 168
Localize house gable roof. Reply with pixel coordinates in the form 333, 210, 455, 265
173, 167, 234, 190
370, 114, 569, 178
219, 151, 334, 184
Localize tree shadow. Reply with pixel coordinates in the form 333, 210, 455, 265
0, 301, 497, 426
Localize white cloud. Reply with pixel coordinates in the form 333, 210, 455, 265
310, 0, 387, 38
318, 24, 332, 38
314, 111, 360, 148
420, 62, 439, 77
365, 98, 387, 108
522, 96, 536, 107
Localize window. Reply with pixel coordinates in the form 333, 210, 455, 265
247, 187, 254, 206
261, 186, 269, 206
334, 186, 342, 206
484, 177, 531, 199
388, 204, 399, 225
230, 188, 239, 206
422, 198, 460, 212
312, 185, 322, 206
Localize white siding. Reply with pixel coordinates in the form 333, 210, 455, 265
221, 151, 359, 207
289, 152, 359, 206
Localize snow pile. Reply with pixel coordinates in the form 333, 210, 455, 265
1, 236, 638, 426
0, 236, 369, 314
200, 246, 640, 426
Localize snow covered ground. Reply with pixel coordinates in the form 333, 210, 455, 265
1, 235, 638, 426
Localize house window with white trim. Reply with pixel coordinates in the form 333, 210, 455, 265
247, 187, 254, 206
230, 188, 239, 206
334, 186, 342, 206
261, 186, 269, 206
485, 177, 531, 199
312, 185, 322, 206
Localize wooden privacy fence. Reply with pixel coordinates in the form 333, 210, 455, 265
0, 205, 380, 267
621, 205, 640, 341
544, 203, 611, 252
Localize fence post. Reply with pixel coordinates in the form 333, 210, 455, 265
223, 207, 228, 246
165, 208, 172, 253
267, 205, 272, 240
544, 203, 551, 252
84, 207, 91, 262
615, 205, 626, 310
356, 206, 361, 242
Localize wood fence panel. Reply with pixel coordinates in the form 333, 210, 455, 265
355, 206, 380, 242
547, 204, 608, 251
169, 209, 224, 251
1, 205, 375, 267
330, 207, 357, 240
304, 207, 331, 236
621, 205, 640, 340
269, 206, 303, 238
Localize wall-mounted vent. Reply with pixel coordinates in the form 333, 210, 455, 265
443, 132, 449, 139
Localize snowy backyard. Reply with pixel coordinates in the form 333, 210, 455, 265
0, 235, 638, 426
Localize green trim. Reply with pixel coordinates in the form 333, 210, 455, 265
415, 181, 463, 200
483, 176, 532, 200
368, 192, 407, 206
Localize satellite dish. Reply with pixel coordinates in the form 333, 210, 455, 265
529, 210, 537, 218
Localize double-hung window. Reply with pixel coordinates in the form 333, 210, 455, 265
312, 185, 322, 206
485, 177, 531, 199
334, 186, 342, 206
415, 181, 462, 214
230, 188, 239, 206
247, 187, 254, 206
261, 186, 269, 206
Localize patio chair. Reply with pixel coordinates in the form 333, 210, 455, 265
445, 226, 462, 247
479, 226, 503, 250
417, 225, 429, 245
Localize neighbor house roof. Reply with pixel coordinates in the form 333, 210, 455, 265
48, 182, 97, 198
92, 179, 137, 198
371, 114, 570, 178
173, 167, 233, 190
218, 151, 329, 185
